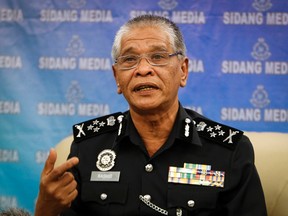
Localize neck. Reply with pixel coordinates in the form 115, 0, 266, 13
130, 101, 179, 156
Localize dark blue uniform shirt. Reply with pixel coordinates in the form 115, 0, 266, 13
62, 105, 267, 216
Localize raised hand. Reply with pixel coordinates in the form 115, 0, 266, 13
35, 148, 79, 216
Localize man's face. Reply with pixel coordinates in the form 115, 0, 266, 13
113, 26, 188, 114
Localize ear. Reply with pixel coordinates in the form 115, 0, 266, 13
112, 65, 122, 94
180, 57, 189, 87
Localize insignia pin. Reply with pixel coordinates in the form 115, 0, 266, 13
96, 149, 116, 171
75, 123, 85, 137
117, 115, 124, 135
184, 118, 191, 137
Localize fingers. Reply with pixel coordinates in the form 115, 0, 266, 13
37, 149, 79, 216
49, 157, 79, 181
55, 174, 78, 206
62, 175, 77, 196
59, 172, 76, 186
42, 148, 79, 182
58, 188, 78, 208
43, 148, 57, 176
66, 189, 78, 206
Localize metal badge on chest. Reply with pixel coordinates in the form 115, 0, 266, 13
96, 149, 116, 171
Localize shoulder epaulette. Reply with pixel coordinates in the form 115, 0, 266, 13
72, 112, 123, 142
193, 117, 243, 149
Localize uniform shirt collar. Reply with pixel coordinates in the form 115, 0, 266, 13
114, 104, 202, 149
175, 105, 202, 147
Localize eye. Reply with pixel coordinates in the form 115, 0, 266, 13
122, 55, 138, 63
151, 53, 166, 61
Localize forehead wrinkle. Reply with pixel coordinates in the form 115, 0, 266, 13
120, 43, 169, 56
119, 26, 172, 54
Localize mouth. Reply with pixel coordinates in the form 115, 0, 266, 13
133, 84, 159, 92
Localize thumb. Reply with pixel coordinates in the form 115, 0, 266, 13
43, 148, 57, 175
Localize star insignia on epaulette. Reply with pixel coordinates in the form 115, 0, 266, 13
193, 117, 243, 149
93, 119, 99, 125
73, 112, 123, 142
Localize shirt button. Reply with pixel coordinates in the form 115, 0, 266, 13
143, 194, 151, 201
145, 164, 153, 172
100, 193, 107, 200
187, 200, 195, 208
176, 208, 183, 216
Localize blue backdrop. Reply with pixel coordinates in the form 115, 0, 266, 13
0, 0, 287, 213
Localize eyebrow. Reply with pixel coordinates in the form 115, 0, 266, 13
120, 45, 168, 56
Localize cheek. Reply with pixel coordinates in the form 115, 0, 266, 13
168, 68, 185, 90
161, 73, 180, 93
169, 65, 183, 83
117, 75, 132, 93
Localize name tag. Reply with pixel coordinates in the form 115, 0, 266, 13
90, 171, 120, 182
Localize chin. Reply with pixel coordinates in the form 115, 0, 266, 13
133, 103, 165, 115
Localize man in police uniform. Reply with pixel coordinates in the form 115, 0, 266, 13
35, 15, 267, 216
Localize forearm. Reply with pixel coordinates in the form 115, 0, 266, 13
35, 198, 61, 216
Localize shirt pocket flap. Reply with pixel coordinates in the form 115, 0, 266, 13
167, 187, 218, 210
81, 182, 128, 205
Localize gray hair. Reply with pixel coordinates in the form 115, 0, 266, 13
0, 208, 31, 216
111, 15, 186, 62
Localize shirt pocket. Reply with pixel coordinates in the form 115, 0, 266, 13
167, 186, 218, 215
81, 182, 128, 215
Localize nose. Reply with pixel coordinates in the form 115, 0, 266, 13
135, 58, 153, 76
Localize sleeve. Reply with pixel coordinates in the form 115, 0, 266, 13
224, 135, 267, 216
